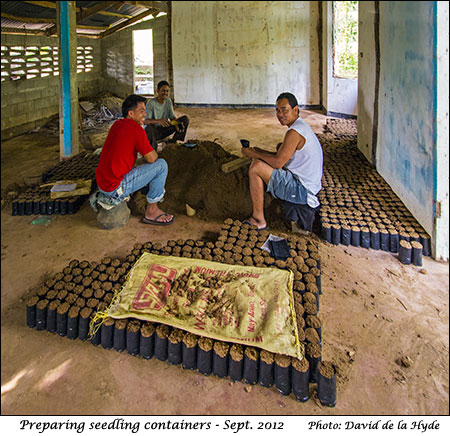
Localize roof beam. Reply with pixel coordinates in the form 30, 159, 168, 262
23, 1, 132, 18
77, 1, 123, 22
1, 11, 55, 23
123, 1, 168, 13
100, 9, 155, 38
45, 1, 122, 36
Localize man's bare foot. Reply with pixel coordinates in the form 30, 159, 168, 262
243, 216, 268, 230
145, 204, 173, 223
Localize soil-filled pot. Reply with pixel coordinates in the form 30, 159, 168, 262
258, 350, 275, 387
212, 341, 229, 378
360, 227, 370, 248
168, 328, 184, 365
420, 234, 431, 257
274, 354, 291, 396
411, 241, 423, 267
26, 296, 39, 328
126, 320, 141, 356
320, 223, 331, 243
89, 314, 101, 346
370, 229, 380, 250
389, 230, 399, 253
56, 302, 70, 336
101, 317, 115, 349
228, 344, 244, 382
243, 347, 259, 384
380, 229, 390, 251
46, 300, 61, 333
155, 324, 170, 361
113, 319, 128, 352
292, 357, 310, 402
36, 299, 49, 331
398, 240, 412, 265
341, 225, 351, 246
78, 307, 93, 340
306, 342, 322, 383
331, 224, 341, 245
317, 361, 337, 407
139, 322, 155, 359
197, 337, 213, 375
67, 306, 80, 340
182, 332, 198, 370
351, 226, 360, 247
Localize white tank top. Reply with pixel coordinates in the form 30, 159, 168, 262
284, 117, 323, 208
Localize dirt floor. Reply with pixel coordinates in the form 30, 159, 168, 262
1, 107, 449, 416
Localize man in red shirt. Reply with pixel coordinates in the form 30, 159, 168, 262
94, 94, 174, 225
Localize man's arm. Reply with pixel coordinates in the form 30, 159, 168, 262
242, 130, 305, 169
143, 149, 159, 163
143, 118, 170, 127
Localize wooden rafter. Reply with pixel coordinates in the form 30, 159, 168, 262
123, 1, 168, 12
100, 9, 155, 38
45, 1, 122, 36
1, 11, 55, 23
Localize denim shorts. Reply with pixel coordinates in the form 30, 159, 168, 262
267, 168, 309, 204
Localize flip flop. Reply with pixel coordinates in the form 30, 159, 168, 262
242, 219, 269, 231
141, 213, 174, 226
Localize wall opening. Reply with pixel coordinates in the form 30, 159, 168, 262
333, 1, 358, 79
133, 29, 154, 96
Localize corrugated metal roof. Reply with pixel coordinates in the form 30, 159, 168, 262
1, 1, 166, 36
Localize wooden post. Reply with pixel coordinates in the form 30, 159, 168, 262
57, 1, 79, 159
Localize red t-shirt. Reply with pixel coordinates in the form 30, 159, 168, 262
95, 118, 154, 192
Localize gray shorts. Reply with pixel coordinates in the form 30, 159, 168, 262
267, 168, 309, 204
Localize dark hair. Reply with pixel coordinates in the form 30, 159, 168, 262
276, 92, 298, 109
122, 94, 146, 118
157, 80, 170, 90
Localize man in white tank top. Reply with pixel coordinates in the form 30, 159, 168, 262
241, 92, 323, 231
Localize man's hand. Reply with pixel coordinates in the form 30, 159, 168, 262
241, 146, 256, 158
159, 119, 170, 127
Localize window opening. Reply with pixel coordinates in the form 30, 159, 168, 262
333, 1, 358, 79
133, 29, 154, 96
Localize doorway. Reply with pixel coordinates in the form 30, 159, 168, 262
133, 29, 154, 96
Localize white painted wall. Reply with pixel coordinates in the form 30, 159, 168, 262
322, 1, 358, 116
377, 2, 437, 243
171, 1, 320, 106
357, 1, 376, 162
435, 1, 449, 261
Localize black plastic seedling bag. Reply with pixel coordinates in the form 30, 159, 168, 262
258, 360, 274, 387
197, 348, 212, 376
154, 335, 168, 361
212, 352, 228, 378
317, 362, 337, 407
139, 333, 154, 359
274, 363, 291, 396
292, 365, 310, 402
168, 341, 182, 365
181, 343, 197, 370
228, 357, 243, 382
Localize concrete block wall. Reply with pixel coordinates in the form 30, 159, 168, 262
101, 16, 169, 99
1, 34, 101, 140
101, 30, 134, 99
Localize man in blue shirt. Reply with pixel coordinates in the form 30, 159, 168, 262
144, 80, 189, 145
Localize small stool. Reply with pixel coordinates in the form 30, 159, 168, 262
97, 201, 130, 230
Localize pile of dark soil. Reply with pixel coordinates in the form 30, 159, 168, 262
131, 140, 287, 227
